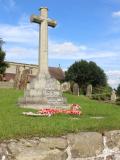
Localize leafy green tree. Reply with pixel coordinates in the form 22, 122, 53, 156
0, 38, 9, 75
65, 60, 107, 92
117, 84, 120, 96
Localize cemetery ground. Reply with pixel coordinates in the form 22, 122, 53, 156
0, 88, 120, 140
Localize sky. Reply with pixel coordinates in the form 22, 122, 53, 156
0, 0, 120, 88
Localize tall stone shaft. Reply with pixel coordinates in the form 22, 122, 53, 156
39, 8, 48, 74
30, 7, 57, 75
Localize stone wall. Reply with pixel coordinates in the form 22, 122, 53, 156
0, 82, 14, 88
6, 62, 38, 76
0, 130, 120, 160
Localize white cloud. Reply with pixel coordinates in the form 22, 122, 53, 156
5, 47, 38, 64
49, 41, 116, 59
112, 11, 120, 17
0, 22, 116, 61
49, 41, 80, 55
0, 24, 38, 44
106, 70, 120, 88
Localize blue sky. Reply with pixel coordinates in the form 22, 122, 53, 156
0, 0, 120, 88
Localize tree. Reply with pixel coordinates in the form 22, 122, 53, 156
0, 38, 9, 76
117, 84, 120, 96
65, 60, 107, 92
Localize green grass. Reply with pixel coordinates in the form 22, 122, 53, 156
0, 88, 120, 140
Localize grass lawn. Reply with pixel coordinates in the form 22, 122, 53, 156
0, 88, 120, 140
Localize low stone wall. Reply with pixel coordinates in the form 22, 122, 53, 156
0, 130, 120, 160
0, 82, 14, 88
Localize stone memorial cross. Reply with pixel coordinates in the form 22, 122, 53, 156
19, 7, 68, 109
30, 7, 57, 75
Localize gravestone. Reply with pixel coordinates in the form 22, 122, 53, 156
19, 7, 68, 109
73, 83, 79, 96
61, 82, 71, 92
111, 90, 117, 102
86, 84, 92, 97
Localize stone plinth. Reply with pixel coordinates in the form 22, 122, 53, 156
19, 74, 68, 109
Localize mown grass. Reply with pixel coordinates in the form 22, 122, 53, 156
0, 88, 120, 140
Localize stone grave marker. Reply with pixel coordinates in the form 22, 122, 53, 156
61, 82, 70, 92
73, 83, 79, 96
111, 90, 117, 102
86, 84, 92, 97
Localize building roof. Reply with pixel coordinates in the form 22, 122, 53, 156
49, 67, 65, 81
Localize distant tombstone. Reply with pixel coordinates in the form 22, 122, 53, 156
61, 82, 70, 92
73, 83, 79, 96
111, 90, 117, 102
86, 84, 92, 97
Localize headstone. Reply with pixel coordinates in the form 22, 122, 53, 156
111, 90, 117, 102
19, 7, 68, 109
86, 84, 92, 97
73, 83, 79, 96
61, 82, 70, 92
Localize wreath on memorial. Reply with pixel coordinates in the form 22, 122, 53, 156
23, 104, 82, 117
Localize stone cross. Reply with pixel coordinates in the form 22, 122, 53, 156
19, 7, 68, 109
30, 7, 57, 75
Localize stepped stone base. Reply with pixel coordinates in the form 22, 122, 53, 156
19, 73, 68, 109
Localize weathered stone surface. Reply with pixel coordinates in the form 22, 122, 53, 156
94, 158, 104, 160
111, 90, 117, 102
1, 131, 120, 160
106, 155, 115, 160
67, 132, 103, 158
15, 149, 67, 160
114, 153, 120, 160
20, 75, 68, 109
40, 137, 68, 150
0, 143, 7, 159
7, 137, 68, 160
61, 82, 71, 92
0, 81, 14, 89
105, 130, 120, 150
86, 84, 92, 97
73, 83, 79, 96
0, 143, 13, 160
